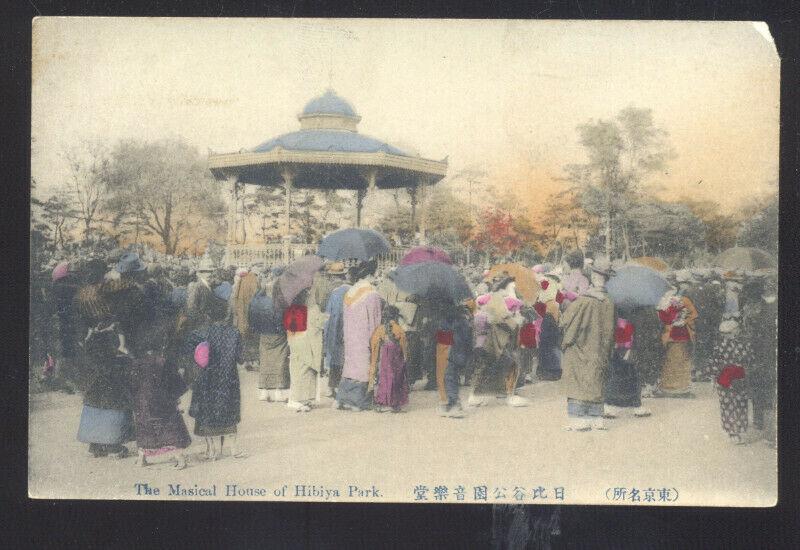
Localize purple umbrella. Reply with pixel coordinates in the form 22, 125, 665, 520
399, 246, 453, 266
272, 254, 324, 310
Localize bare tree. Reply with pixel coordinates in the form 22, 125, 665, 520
105, 138, 226, 255
62, 141, 110, 241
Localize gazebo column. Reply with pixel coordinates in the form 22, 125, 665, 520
224, 174, 239, 266
361, 169, 378, 228
281, 169, 293, 263
355, 188, 366, 227
408, 185, 418, 237
417, 178, 428, 245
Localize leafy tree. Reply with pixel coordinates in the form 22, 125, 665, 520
738, 193, 778, 251
676, 196, 740, 254
472, 207, 522, 261
565, 107, 674, 259
627, 200, 706, 258
540, 188, 597, 254
39, 191, 77, 250
105, 138, 226, 255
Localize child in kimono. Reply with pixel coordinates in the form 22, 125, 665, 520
711, 319, 754, 445
368, 306, 409, 413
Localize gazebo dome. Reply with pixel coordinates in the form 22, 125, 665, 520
298, 89, 362, 132
301, 89, 357, 117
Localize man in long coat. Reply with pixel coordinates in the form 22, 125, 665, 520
559, 259, 615, 431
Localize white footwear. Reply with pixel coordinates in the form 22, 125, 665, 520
506, 395, 530, 407
633, 407, 652, 418
274, 389, 290, 403
565, 418, 591, 432
174, 453, 187, 469
603, 404, 622, 418
287, 400, 311, 412
258, 389, 269, 401
591, 417, 607, 431
467, 394, 486, 407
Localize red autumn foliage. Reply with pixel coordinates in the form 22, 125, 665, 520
472, 207, 523, 257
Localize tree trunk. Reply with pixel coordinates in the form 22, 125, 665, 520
622, 222, 631, 261
604, 213, 612, 259
163, 201, 173, 255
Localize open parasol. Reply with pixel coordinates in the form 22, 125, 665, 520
485, 263, 539, 304
317, 228, 390, 261
606, 265, 671, 308
630, 256, 670, 273
714, 246, 776, 272
399, 246, 453, 266
272, 254, 324, 309
392, 261, 472, 304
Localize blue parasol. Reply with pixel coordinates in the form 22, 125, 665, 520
606, 265, 670, 308
391, 261, 473, 304
317, 228, 390, 261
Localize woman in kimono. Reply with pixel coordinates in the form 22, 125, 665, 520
467, 276, 528, 408
284, 287, 327, 412
655, 278, 699, 398
131, 309, 192, 469
368, 305, 409, 412
711, 319, 755, 445
323, 263, 351, 397
252, 269, 290, 403
74, 258, 134, 458
187, 282, 246, 460
335, 260, 383, 412
603, 309, 652, 419
534, 274, 564, 381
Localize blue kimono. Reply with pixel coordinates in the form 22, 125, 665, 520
324, 284, 350, 390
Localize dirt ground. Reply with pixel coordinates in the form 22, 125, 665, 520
29, 370, 776, 506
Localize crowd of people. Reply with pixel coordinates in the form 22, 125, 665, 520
38, 244, 777, 470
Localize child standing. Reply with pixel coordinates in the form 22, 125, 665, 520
711, 319, 754, 445
368, 306, 409, 413
188, 282, 247, 460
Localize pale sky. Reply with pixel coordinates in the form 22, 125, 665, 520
32, 18, 779, 218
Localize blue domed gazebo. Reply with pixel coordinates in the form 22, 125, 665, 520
208, 89, 448, 263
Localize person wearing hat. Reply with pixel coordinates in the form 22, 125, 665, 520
323, 262, 351, 397
654, 271, 699, 398
74, 257, 134, 459
710, 319, 755, 445
558, 258, 616, 431
230, 266, 261, 371
105, 251, 149, 357
187, 282, 247, 460
740, 275, 777, 447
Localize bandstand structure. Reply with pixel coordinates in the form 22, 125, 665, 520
208, 89, 448, 265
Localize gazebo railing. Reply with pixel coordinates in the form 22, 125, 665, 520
225, 243, 408, 269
